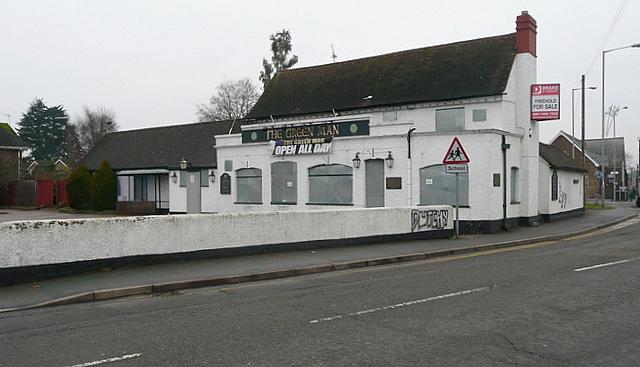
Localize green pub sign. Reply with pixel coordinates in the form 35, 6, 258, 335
242, 120, 370, 144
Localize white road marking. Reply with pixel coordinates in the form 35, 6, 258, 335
574, 257, 640, 272
309, 287, 490, 324
64, 353, 142, 367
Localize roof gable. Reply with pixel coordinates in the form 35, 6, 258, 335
82, 120, 240, 171
549, 131, 599, 166
0, 123, 28, 149
247, 33, 517, 120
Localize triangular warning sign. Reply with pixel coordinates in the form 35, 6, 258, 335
442, 137, 470, 164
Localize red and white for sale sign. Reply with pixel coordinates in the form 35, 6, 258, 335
531, 83, 560, 121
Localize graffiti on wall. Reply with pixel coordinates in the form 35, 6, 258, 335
558, 183, 568, 209
411, 209, 450, 232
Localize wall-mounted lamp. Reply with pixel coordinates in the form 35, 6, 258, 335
179, 158, 188, 170
209, 170, 216, 183
352, 153, 361, 169
385, 151, 394, 168
171, 171, 178, 183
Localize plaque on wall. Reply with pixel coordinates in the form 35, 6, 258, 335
493, 173, 501, 187
386, 177, 402, 189
220, 173, 231, 195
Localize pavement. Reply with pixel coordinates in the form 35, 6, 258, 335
0, 208, 116, 223
0, 203, 637, 312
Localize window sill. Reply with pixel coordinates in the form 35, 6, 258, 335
306, 203, 354, 206
271, 202, 297, 205
234, 202, 263, 205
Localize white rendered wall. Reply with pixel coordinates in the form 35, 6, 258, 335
503, 52, 538, 220
0, 206, 452, 268
212, 96, 531, 223
201, 169, 218, 212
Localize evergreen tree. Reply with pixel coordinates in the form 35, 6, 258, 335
18, 98, 69, 160
90, 160, 117, 211
259, 29, 299, 90
67, 164, 91, 210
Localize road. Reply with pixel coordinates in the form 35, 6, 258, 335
1, 218, 640, 366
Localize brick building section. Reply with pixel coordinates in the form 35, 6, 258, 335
0, 149, 20, 181
550, 135, 599, 199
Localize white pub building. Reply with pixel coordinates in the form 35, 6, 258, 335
84, 11, 583, 232
198, 11, 544, 232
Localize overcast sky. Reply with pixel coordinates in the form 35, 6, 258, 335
2, 1, 639, 164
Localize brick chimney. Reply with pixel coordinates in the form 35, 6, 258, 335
516, 11, 537, 57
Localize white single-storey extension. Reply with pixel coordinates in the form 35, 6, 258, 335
83, 120, 238, 214
538, 143, 586, 221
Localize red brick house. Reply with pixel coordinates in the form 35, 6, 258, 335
0, 123, 29, 204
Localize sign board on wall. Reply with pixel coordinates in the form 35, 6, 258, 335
531, 83, 560, 121
271, 137, 333, 156
242, 120, 370, 144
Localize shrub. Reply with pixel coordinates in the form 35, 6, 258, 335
90, 160, 117, 211
67, 165, 91, 209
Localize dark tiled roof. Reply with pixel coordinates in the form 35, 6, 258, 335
539, 143, 587, 172
583, 137, 625, 168
247, 33, 517, 119
559, 132, 624, 167
83, 120, 240, 171
0, 123, 28, 149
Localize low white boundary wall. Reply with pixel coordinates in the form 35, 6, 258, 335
0, 206, 453, 269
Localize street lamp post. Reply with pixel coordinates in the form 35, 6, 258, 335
600, 43, 640, 206
609, 106, 629, 202
571, 86, 596, 159
637, 137, 640, 197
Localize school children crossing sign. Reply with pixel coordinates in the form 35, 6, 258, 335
442, 136, 469, 238
442, 137, 470, 164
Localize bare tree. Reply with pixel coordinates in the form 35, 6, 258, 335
196, 78, 259, 122
64, 124, 84, 167
75, 106, 118, 154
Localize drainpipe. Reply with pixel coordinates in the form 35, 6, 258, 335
407, 128, 416, 206
501, 135, 511, 230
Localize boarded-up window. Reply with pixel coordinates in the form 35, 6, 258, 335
511, 167, 519, 203
220, 173, 231, 195
200, 169, 209, 187
179, 170, 187, 187
472, 109, 487, 122
271, 161, 297, 204
308, 164, 352, 205
419, 164, 469, 206
436, 108, 465, 132
236, 168, 262, 203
